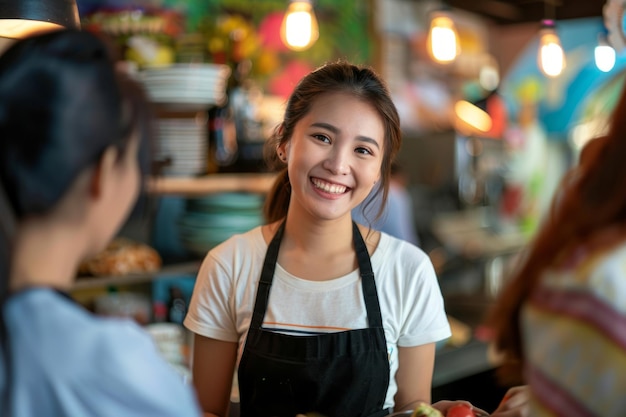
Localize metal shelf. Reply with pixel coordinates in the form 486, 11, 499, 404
146, 172, 277, 196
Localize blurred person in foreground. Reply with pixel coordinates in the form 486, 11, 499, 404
487, 83, 626, 416
0, 30, 200, 416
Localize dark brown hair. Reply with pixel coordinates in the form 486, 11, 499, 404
263, 60, 402, 223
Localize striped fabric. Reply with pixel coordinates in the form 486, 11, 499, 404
521, 242, 626, 417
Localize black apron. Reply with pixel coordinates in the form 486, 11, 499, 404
237, 221, 391, 417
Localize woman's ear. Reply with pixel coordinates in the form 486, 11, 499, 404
88, 146, 119, 200
277, 142, 289, 163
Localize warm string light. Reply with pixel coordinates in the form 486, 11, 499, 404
280, 0, 319, 51
427, 11, 460, 64
537, 19, 565, 77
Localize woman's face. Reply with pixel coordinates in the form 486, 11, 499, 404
279, 91, 385, 221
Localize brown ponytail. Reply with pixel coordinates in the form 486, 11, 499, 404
263, 169, 291, 223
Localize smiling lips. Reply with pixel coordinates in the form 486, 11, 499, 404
311, 177, 348, 194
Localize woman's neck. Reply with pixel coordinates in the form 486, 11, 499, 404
10, 218, 87, 292
264, 209, 380, 282
284, 210, 354, 254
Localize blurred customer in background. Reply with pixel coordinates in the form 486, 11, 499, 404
0, 30, 200, 417
352, 162, 420, 246
488, 82, 626, 416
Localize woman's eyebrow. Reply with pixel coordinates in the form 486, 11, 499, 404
310, 122, 380, 149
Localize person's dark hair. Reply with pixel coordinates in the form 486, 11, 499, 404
0, 29, 153, 414
487, 82, 626, 385
263, 60, 402, 223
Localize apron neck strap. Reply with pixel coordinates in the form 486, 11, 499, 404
249, 221, 285, 330
352, 222, 384, 328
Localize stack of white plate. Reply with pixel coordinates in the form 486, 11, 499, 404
139, 63, 231, 107
156, 118, 207, 177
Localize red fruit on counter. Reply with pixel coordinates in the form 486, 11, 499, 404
446, 404, 476, 417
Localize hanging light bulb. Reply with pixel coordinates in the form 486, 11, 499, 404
427, 10, 460, 64
280, 0, 319, 51
537, 19, 565, 77
595, 35, 616, 73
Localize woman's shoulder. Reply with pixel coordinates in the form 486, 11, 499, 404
375, 231, 429, 261
7, 290, 166, 379
371, 232, 436, 282
582, 239, 626, 303
7, 306, 200, 417
543, 238, 626, 311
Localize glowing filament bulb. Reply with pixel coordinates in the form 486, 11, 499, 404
537, 21, 565, 77
427, 15, 460, 64
281, 0, 319, 51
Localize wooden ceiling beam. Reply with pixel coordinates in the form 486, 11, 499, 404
447, 0, 604, 25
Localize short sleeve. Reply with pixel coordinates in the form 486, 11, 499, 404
400, 258, 450, 346
184, 250, 239, 342
376, 239, 450, 347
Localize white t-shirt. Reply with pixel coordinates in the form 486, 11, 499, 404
184, 226, 451, 409
1, 288, 201, 417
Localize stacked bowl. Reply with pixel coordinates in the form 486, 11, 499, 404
178, 192, 265, 256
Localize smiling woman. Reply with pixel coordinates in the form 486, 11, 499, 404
180, 60, 495, 417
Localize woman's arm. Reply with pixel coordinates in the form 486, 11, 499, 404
191, 334, 238, 417
393, 343, 436, 411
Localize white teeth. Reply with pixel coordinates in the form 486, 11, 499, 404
312, 178, 347, 194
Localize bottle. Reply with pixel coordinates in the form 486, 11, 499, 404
208, 105, 238, 173
167, 286, 187, 325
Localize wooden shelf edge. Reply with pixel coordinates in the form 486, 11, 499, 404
71, 261, 201, 291
146, 173, 277, 196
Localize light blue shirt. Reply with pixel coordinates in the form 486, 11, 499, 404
0, 288, 201, 417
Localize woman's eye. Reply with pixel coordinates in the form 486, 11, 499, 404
355, 147, 373, 155
313, 134, 331, 143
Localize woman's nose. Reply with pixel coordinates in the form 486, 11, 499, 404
322, 148, 350, 175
